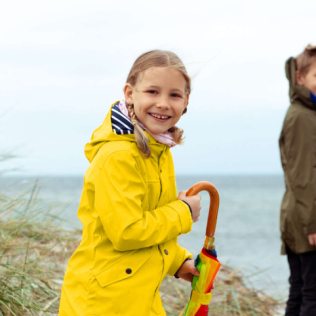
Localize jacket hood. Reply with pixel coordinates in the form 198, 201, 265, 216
285, 57, 316, 110
84, 101, 162, 163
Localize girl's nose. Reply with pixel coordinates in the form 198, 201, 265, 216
157, 98, 170, 110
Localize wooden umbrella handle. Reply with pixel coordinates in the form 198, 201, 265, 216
186, 181, 220, 238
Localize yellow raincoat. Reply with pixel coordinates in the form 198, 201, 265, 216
59, 102, 193, 316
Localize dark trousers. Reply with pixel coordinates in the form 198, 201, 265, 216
285, 245, 316, 316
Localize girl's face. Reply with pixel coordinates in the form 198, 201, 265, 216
124, 67, 189, 135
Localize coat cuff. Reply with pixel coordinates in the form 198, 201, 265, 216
174, 258, 193, 278
181, 200, 192, 216
167, 245, 192, 277
167, 200, 193, 234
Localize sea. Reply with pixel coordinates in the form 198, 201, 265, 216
0, 174, 289, 299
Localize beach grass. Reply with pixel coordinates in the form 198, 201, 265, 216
0, 179, 284, 315
0, 180, 80, 315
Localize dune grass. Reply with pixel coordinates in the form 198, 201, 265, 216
0, 180, 80, 315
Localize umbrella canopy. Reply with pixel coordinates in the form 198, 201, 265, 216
181, 182, 221, 316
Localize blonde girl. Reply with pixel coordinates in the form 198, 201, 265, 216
59, 50, 202, 316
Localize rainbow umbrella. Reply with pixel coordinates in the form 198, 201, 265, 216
180, 182, 221, 316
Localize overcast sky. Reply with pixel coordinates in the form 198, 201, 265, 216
1, 0, 315, 175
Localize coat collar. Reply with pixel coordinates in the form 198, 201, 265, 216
285, 57, 316, 110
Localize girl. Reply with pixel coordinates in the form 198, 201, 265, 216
59, 50, 202, 316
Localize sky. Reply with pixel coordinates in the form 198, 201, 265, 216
0, 0, 315, 175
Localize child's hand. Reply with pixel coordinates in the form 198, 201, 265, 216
178, 191, 201, 222
308, 233, 316, 246
176, 259, 200, 282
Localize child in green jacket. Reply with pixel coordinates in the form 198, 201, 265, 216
279, 44, 316, 316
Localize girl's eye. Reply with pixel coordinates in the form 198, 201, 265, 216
171, 93, 181, 98
147, 90, 157, 94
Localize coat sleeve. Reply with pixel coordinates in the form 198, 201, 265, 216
94, 150, 193, 251
284, 113, 316, 235
167, 244, 192, 277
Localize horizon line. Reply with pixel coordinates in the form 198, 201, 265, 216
1, 172, 284, 177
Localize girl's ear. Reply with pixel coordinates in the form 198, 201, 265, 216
296, 70, 304, 85
184, 92, 190, 109
124, 83, 134, 104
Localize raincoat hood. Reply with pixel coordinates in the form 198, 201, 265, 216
285, 57, 316, 110
84, 101, 162, 163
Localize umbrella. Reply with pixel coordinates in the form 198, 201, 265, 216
180, 181, 221, 316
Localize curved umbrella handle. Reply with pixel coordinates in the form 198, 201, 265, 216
186, 181, 220, 250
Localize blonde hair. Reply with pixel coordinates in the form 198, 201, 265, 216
295, 44, 316, 76
125, 50, 191, 158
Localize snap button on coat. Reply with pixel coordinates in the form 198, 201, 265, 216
164, 249, 168, 255
126, 268, 132, 274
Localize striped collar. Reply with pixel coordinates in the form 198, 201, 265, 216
111, 102, 134, 135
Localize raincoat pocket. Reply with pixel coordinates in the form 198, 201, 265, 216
92, 247, 158, 315
95, 248, 152, 288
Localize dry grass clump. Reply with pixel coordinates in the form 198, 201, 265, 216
0, 182, 80, 315
160, 265, 284, 316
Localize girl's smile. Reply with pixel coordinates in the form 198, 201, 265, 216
124, 67, 189, 135
149, 113, 171, 121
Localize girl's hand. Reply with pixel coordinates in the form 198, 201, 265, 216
178, 190, 201, 222
176, 259, 200, 282
177, 260, 216, 289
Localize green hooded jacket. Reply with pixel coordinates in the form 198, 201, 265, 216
279, 57, 316, 255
